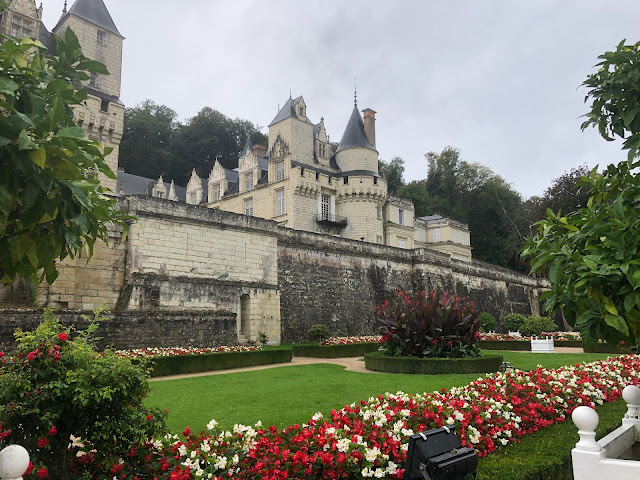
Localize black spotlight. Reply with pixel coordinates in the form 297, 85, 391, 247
404, 425, 478, 480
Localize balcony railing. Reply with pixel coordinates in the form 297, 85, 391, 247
316, 213, 347, 227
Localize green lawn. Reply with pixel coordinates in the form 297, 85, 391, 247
146, 350, 618, 435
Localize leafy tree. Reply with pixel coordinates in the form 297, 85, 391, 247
523, 40, 640, 347
172, 107, 267, 184
119, 100, 179, 179
0, 24, 129, 295
378, 156, 405, 194
397, 180, 430, 217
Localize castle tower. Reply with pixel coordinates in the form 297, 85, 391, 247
0, 0, 43, 41
334, 99, 386, 243
268, 95, 315, 166
53, 0, 125, 193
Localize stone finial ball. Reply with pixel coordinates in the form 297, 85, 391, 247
572, 406, 599, 432
622, 384, 640, 405
0, 444, 30, 478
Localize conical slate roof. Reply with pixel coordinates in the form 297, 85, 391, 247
268, 95, 314, 127
60, 0, 122, 36
336, 105, 376, 153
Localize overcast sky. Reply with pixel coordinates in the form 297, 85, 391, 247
44, 1, 640, 198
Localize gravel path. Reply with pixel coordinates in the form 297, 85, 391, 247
150, 347, 586, 382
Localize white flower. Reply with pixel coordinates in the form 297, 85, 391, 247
206, 419, 218, 430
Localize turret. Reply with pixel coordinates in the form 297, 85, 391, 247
335, 101, 378, 174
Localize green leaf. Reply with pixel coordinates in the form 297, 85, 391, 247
624, 293, 636, 312
76, 60, 109, 75
604, 314, 630, 336
56, 127, 85, 138
0, 77, 19, 96
602, 296, 619, 316
18, 130, 37, 150
29, 147, 46, 168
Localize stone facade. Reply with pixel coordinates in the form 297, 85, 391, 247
0, 195, 550, 349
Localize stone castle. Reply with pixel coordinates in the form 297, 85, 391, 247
0, 0, 548, 348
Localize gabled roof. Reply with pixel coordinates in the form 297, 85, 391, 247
268, 95, 314, 127
58, 0, 122, 37
116, 171, 186, 202
239, 137, 252, 157
336, 105, 376, 153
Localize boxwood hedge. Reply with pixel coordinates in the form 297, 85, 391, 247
477, 340, 584, 351
364, 351, 503, 374
150, 348, 292, 377
293, 342, 381, 358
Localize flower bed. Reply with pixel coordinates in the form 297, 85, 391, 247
115, 345, 263, 358
147, 348, 292, 377
478, 332, 583, 351
57, 355, 640, 479
294, 336, 383, 358
364, 351, 504, 374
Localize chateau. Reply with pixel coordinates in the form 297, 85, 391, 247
0, 0, 546, 348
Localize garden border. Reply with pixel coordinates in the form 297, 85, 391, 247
292, 342, 380, 358
364, 351, 504, 374
477, 340, 584, 351
149, 348, 292, 377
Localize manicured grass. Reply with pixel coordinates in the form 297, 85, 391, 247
486, 350, 618, 372
146, 351, 617, 435
146, 364, 480, 434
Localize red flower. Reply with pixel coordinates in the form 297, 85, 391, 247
58, 332, 68, 341
183, 427, 190, 437
36, 437, 49, 448
147, 414, 153, 421
0, 351, 3, 358
36, 467, 48, 479
48, 426, 57, 436
27, 351, 36, 361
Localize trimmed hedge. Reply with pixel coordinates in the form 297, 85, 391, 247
150, 348, 292, 377
478, 340, 584, 351
477, 398, 627, 480
292, 342, 381, 358
582, 342, 631, 354
364, 351, 503, 375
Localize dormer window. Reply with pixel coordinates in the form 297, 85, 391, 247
298, 105, 304, 116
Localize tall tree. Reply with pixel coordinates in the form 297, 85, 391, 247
119, 100, 179, 179
378, 156, 405, 194
0, 28, 129, 295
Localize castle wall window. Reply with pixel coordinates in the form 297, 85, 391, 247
433, 228, 441, 242
156, 192, 164, 199
244, 172, 253, 192
453, 229, 458, 243
343, 176, 348, 185
461, 232, 468, 245
276, 161, 284, 181
97, 30, 106, 45
11, 16, 33, 38
212, 184, 221, 202
398, 209, 405, 226
276, 188, 285, 216
89, 74, 97, 87
418, 228, 424, 242
320, 194, 329, 220
245, 198, 253, 216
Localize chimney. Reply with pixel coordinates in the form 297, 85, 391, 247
252, 144, 267, 157
362, 108, 376, 147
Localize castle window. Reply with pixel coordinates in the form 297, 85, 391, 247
343, 176, 349, 185
97, 30, 106, 45
433, 228, 441, 242
377, 207, 381, 220
276, 188, 285, 216
320, 194, 330, 220
418, 228, 425, 242
374, 176, 378, 185
276, 161, 284, 181
11, 16, 33, 39
244, 172, 253, 192
398, 209, 405, 226
300, 167, 304, 176
315, 171, 319, 181
453, 229, 459, 243
156, 192, 164, 199
100, 98, 109, 112
212, 184, 221, 202
245, 198, 253, 216
89, 74, 97, 87
461, 232, 468, 245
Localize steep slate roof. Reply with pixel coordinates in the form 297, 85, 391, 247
336, 105, 376, 153
38, 22, 57, 54
268, 95, 314, 127
116, 172, 186, 201
59, 0, 122, 36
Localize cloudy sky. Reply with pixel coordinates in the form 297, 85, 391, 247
44, 1, 640, 198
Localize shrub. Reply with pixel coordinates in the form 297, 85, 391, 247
520, 316, 557, 337
504, 313, 526, 332
376, 290, 480, 359
258, 331, 268, 345
478, 312, 497, 332
0, 308, 167, 478
307, 324, 332, 342
364, 351, 503, 374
